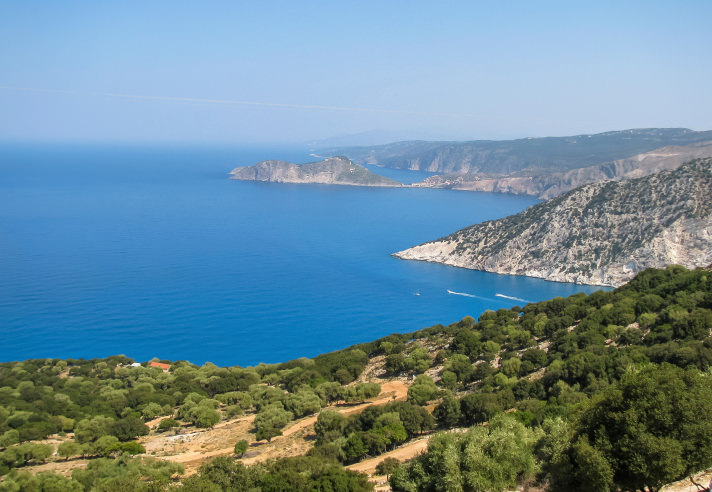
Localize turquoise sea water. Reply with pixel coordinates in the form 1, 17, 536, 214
0, 143, 605, 366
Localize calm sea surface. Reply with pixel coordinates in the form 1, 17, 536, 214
0, 143, 605, 366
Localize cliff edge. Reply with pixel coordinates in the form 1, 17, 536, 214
394, 158, 712, 287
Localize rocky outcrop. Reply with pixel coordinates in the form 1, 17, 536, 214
394, 159, 712, 287
229, 157, 403, 187
410, 141, 712, 199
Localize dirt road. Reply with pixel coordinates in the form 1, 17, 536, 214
346, 435, 431, 476
150, 380, 409, 474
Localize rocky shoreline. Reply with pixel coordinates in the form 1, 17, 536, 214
395, 159, 712, 287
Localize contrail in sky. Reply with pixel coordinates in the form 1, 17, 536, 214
0, 86, 477, 118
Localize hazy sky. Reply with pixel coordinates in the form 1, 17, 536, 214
1, 1, 711, 144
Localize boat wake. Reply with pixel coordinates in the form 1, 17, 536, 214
446, 289, 491, 301
446, 289, 531, 304
495, 293, 531, 304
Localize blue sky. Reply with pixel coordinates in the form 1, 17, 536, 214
1, 1, 710, 144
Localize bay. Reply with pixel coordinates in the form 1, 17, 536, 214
0, 143, 604, 366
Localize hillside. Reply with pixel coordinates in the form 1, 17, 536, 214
411, 141, 712, 199
395, 158, 712, 286
327, 128, 712, 174
229, 157, 403, 187
2, 266, 712, 491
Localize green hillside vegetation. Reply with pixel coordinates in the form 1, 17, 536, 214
1, 265, 712, 490
389, 265, 712, 491
0, 345, 375, 476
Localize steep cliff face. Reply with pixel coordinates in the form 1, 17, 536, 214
229, 157, 403, 187
332, 128, 712, 174
394, 159, 712, 287
410, 141, 712, 199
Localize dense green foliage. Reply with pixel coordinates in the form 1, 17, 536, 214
0, 455, 184, 491
389, 265, 712, 491
540, 364, 712, 492
181, 455, 372, 492
0, 342, 380, 479
391, 414, 540, 492
310, 401, 434, 464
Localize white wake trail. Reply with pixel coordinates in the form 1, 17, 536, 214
446, 289, 493, 302
495, 293, 531, 304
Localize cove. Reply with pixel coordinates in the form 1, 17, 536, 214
0, 143, 605, 366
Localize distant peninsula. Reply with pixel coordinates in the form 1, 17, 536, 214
394, 158, 712, 287
229, 156, 403, 187
324, 128, 712, 199
326, 128, 712, 175
410, 141, 712, 199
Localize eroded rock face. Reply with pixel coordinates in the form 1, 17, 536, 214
409, 142, 712, 199
395, 159, 712, 287
229, 157, 403, 187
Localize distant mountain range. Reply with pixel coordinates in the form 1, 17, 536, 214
325, 128, 712, 176
394, 158, 712, 287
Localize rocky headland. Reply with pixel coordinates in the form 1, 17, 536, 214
229, 157, 403, 187
394, 158, 712, 287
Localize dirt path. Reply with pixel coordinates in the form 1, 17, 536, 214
148, 381, 409, 475
661, 470, 712, 492
346, 435, 432, 476
138, 413, 256, 475
22, 459, 89, 477
16, 380, 410, 478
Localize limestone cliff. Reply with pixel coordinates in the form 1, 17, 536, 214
229, 157, 402, 187
394, 159, 712, 287
410, 141, 712, 199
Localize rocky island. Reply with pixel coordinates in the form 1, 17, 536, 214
394, 158, 712, 287
229, 156, 403, 187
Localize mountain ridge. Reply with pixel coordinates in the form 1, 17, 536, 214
410, 140, 712, 199
394, 158, 712, 286
327, 128, 712, 175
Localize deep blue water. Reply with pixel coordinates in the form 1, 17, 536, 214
0, 143, 605, 366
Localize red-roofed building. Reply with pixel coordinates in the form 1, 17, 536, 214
149, 362, 171, 371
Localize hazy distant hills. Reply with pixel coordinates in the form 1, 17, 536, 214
229, 156, 403, 187
411, 141, 712, 199
326, 128, 712, 175
394, 158, 712, 287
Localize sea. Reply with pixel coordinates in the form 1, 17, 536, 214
0, 143, 605, 367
